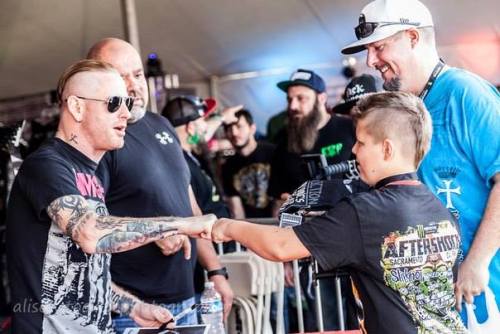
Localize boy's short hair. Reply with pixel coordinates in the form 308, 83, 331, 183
57, 59, 118, 105
352, 91, 432, 167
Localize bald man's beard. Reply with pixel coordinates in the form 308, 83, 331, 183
128, 106, 146, 123
287, 100, 321, 154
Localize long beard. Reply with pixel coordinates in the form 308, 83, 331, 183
287, 100, 321, 154
383, 77, 402, 91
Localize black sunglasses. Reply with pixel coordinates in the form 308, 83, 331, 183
355, 20, 420, 40
75, 96, 134, 113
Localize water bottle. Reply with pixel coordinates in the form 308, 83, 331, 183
200, 281, 225, 334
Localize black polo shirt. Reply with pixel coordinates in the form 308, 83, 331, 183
293, 173, 467, 333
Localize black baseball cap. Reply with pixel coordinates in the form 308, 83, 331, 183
162, 95, 217, 127
332, 74, 378, 114
277, 69, 326, 93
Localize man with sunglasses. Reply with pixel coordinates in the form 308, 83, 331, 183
342, 0, 500, 326
6, 59, 216, 333
87, 38, 233, 333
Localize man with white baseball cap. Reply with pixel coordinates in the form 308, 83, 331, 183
342, 0, 500, 328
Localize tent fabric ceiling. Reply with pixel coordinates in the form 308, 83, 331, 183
0, 0, 499, 114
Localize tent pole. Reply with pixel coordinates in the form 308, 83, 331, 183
120, 0, 141, 53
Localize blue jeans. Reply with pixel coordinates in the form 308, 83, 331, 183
112, 296, 197, 334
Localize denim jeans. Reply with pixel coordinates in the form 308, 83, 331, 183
112, 296, 197, 334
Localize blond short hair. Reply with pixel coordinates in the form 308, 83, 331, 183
56, 59, 117, 105
352, 91, 432, 167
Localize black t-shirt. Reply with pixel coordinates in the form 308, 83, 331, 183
268, 115, 355, 197
97, 112, 194, 304
184, 151, 230, 294
7, 138, 113, 333
293, 173, 467, 334
221, 141, 275, 218
184, 151, 229, 219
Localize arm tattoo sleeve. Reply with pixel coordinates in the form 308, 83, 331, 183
111, 288, 137, 316
94, 216, 179, 253
48, 195, 184, 253
47, 195, 92, 239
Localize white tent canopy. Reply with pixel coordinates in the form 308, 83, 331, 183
1, 0, 499, 131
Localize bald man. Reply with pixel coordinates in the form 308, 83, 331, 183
88, 39, 233, 332
6, 59, 215, 333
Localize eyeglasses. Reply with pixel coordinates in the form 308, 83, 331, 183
355, 21, 420, 40
74, 96, 134, 113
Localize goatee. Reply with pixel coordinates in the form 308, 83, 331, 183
383, 77, 401, 91
287, 100, 321, 154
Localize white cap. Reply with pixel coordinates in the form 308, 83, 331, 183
341, 0, 434, 54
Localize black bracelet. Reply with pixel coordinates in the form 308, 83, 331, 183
207, 267, 229, 280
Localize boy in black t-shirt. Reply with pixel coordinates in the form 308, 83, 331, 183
212, 92, 467, 333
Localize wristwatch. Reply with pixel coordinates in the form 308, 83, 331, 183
207, 267, 229, 280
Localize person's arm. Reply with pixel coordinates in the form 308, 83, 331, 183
226, 196, 246, 219
455, 173, 500, 310
197, 238, 234, 320
204, 105, 243, 141
46, 194, 214, 254
212, 218, 310, 261
111, 282, 174, 328
189, 186, 234, 319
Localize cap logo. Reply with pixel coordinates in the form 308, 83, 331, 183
291, 72, 312, 81
400, 18, 410, 23
346, 84, 365, 98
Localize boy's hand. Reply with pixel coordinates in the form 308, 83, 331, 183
212, 218, 234, 243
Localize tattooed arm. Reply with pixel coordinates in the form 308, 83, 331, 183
47, 194, 215, 254
111, 282, 173, 327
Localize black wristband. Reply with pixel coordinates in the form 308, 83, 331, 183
207, 267, 229, 280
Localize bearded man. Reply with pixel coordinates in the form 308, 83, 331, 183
268, 69, 355, 214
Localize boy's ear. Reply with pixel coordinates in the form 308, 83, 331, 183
382, 139, 394, 160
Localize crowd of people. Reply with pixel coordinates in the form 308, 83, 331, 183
3, 0, 499, 333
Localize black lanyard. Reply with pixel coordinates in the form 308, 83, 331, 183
419, 60, 445, 100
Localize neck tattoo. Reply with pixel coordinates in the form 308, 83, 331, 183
69, 133, 78, 145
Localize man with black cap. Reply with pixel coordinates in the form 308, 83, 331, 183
332, 74, 379, 116
162, 95, 230, 221
341, 0, 500, 325
163, 96, 235, 306
268, 69, 356, 331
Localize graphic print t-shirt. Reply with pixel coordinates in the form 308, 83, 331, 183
6, 138, 112, 333
294, 173, 467, 334
268, 115, 355, 197
222, 141, 275, 217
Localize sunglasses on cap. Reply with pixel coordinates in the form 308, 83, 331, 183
73, 96, 134, 113
355, 15, 420, 40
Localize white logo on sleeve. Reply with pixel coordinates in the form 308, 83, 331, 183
155, 132, 173, 145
